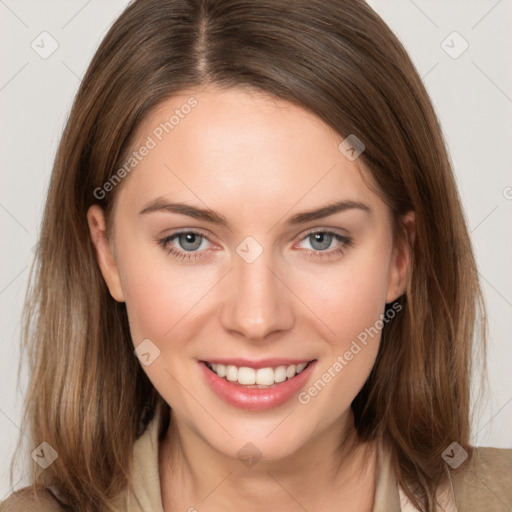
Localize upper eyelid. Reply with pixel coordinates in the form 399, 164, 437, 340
162, 227, 214, 243
299, 227, 350, 238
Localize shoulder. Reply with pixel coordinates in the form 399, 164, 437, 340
451, 446, 512, 510
0, 486, 68, 512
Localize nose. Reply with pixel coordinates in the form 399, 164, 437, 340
219, 249, 295, 343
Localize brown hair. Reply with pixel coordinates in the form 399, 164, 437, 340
9, 0, 487, 510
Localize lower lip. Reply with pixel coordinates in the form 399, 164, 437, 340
199, 360, 317, 411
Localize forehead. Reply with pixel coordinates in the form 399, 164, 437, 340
116, 87, 385, 223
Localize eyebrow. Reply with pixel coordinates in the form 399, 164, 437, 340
139, 197, 371, 226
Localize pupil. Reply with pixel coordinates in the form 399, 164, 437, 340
312, 232, 331, 250
180, 233, 201, 251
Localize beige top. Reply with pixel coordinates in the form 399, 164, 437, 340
2, 405, 511, 511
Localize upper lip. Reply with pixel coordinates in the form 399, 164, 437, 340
200, 358, 316, 369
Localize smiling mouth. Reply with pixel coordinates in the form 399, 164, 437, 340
202, 360, 316, 388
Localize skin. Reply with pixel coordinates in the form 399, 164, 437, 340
88, 86, 415, 511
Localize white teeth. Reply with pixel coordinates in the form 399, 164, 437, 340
286, 365, 296, 378
226, 365, 238, 382
213, 363, 226, 378
274, 366, 287, 383
256, 367, 274, 385
207, 361, 311, 386
238, 367, 256, 385
296, 362, 307, 373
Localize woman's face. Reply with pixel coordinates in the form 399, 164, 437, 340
88, 86, 412, 462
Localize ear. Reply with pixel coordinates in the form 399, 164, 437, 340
87, 205, 125, 302
386, 210, 415, 303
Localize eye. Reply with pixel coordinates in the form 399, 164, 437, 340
157, 230, 214, 262
295, 229, 353, 260
156, 228, 353, 263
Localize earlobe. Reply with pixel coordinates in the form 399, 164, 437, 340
87, 205, 125, 302
386, 210, 415, 303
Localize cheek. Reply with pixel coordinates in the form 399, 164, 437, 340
293, 243, 392, 345
120, 255, 216, 347
294, 252, 392, 414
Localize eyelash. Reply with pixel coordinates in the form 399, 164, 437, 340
156, 228, 353, 263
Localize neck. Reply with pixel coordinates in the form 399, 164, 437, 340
159, 408, 377, 512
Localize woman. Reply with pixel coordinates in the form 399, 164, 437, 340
2, 0, 511, 511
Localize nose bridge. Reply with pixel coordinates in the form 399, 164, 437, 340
220, 239, 294, 341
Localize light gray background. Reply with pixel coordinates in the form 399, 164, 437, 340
1, 0, 511, 498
